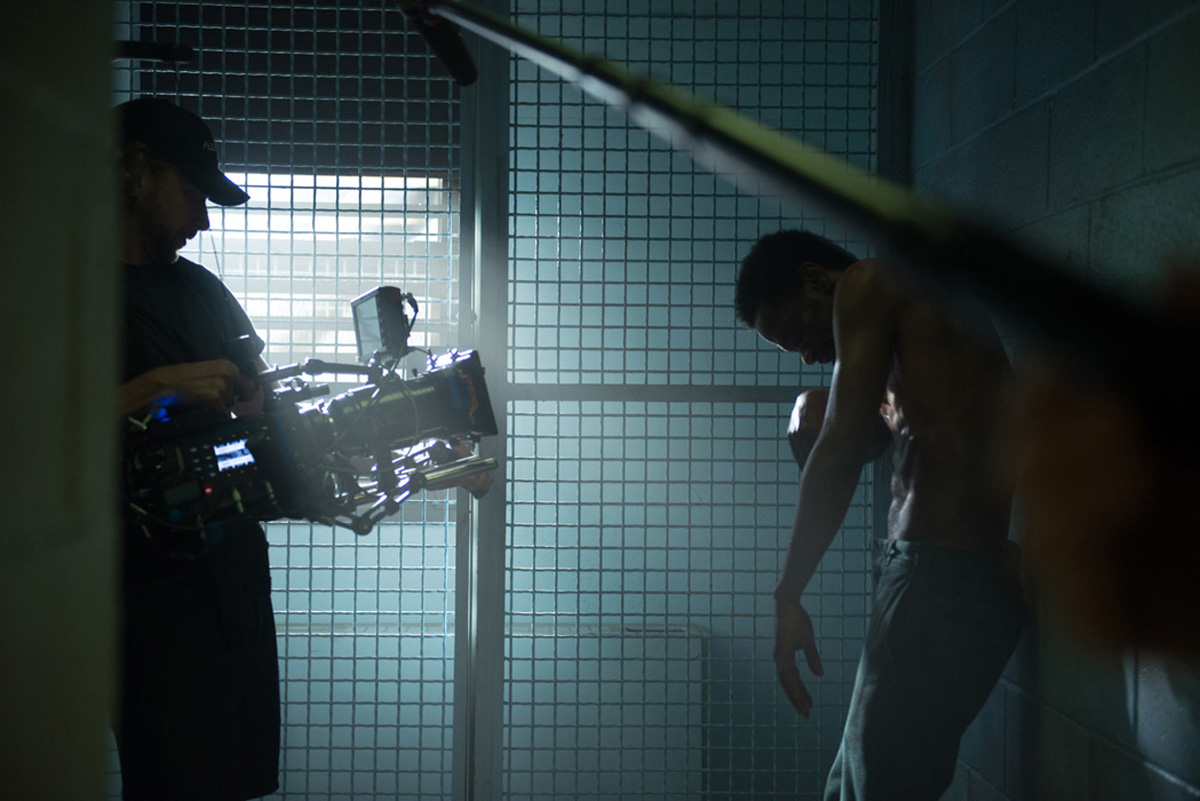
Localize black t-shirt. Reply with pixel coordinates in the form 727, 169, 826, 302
123, 256, 264, 380
121, 257, 269, 587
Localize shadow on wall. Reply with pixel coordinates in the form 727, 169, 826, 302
1132, 653, 1200, 794
1036, 619, 1200, 800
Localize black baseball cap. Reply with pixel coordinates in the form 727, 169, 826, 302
117, 97, 250, 207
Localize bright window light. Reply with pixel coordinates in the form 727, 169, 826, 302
180, 172, 459, 371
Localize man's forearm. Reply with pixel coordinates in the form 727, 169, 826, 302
119, 361, 242, 418
775, 446, 866, 601
119, 372, 171, 418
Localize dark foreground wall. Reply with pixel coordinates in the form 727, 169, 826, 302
910, 1, 1200, 799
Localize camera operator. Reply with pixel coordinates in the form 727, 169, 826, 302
114, 97, 279, 801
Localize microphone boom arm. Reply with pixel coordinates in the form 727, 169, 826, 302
420, 0, 1200, 458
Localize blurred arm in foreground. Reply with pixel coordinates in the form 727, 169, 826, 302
1014, 266, 1200, 663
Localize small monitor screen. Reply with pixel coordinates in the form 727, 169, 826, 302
352, 290, 383, 363
214, 439, 255, 472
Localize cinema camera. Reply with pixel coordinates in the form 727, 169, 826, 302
123, 287, 498, 547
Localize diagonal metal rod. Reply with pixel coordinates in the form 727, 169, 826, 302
421, 0, 1198, 454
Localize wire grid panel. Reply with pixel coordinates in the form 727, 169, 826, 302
506, 1, 880, 798
188, 170, 461, 373
185, 169, 466, 801
509, 0, 879, 389
506, 621, 707, 799
112, 1, 465, 798
270, 519, 458, 800
504, 400, 875, 799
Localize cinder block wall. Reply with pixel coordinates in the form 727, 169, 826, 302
911, 1, 1200, 799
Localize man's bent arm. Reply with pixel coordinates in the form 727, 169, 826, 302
775, 437, 874, 599
788, 389, 892, 472
775, 261, 900, 600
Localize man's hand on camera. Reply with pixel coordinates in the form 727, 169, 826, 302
121, 359, 244, 417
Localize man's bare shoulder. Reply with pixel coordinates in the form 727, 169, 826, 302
835, 258, 908, 321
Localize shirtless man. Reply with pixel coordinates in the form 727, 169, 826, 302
734, 230, 1025, 800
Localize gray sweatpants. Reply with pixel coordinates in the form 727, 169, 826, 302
824, 539, 1025, 801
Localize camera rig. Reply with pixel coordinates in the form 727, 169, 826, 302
123, 287, 498, 547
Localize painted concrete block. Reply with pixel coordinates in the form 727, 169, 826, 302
1037, 622, 1139, 751
1049, 46, 1147, 208
1038, 708, 1090, 801
1145, 10, 1200, 171
916, 102, 1050, 229
960, 683, 1008, 788
972, 100, 1051, 227
917, 0, 959, 71
1011, 203, 1093, 279
1014, 0, 1097, 105
952, 9, 1017, 142
1005, 686, 1039, 799
1089, 737, 1163, 801
939, 761, 970, 801
1089, 166, 1200, 296
966, 770, 1009, 801
1135, 654, 1200, 788
1096, 0, 1199, 56
914, 55, 955, 167
954, 0, 986, 46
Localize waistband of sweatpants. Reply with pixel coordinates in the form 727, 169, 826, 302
874, 538, 1017, 575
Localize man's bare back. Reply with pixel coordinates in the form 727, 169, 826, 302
885, 297, 1014, 550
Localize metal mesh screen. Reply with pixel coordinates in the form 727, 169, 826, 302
508, 1, 878, 389
110, 0, 881, 798
505, 1, 879, 798
111, 2, 463, 798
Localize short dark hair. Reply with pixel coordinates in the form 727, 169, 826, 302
734, 230, 859, 327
